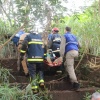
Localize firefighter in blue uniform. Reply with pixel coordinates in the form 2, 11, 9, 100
48, 27, 61, 57
48, 28, 62, 73
20, 31, 44, 93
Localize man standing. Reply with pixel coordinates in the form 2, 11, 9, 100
60, 26, 80, 91
20, 31, 44, 93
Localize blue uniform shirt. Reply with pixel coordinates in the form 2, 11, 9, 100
48, 33, 52, 40
64, 32, 79, 53
12, 30, 25, 46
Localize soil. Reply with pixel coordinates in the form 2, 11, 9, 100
0, 54, 100, 100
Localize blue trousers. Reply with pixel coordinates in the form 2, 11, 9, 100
27, 63, 44, 81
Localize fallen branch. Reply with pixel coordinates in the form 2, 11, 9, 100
75, 48, 86, 70
79, 80, 100, 87
88, 60, 100, 68
0, 23, 26, 52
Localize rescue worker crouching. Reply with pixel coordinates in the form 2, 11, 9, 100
20, 31, 44, 93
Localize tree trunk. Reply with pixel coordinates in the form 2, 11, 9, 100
42, 3, 52, 46
0, 23, 26, 52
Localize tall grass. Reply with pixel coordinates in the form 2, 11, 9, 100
83, 90, 100, 100
0, 66, 14, 84
68, 14, 100, 56
0, 66, 52, 100
55, 1, 100, 56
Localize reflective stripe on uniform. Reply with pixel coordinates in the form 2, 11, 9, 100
53, 38, 61, 42
31, 86, 38, 89
28, 41, 43, 44
27, 58, 43, 62
66, 42, 78, 46
32, 39, 42, 41
44, 54, 46, 56
20, 50, 26, 53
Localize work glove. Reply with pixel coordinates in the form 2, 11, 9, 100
59, 57, 63, 63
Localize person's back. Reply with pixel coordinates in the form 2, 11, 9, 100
15, 30, 25, 38
12, 29, 25, 46
51, 33, 61, 51
48, 27, 61, 53
60, 26, 80, 91
20, 32, 44, 93
24, 33, 44, 59
48, 33, 52, 40
64, 32, 79, 53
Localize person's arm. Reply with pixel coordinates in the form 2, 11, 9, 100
20, 35, 29, 57
60, 36, 66, 58
48, 36, 53, 49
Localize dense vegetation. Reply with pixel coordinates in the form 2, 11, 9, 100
0, 0, 100, 56
52, 1, 100, 56
0, 0, 100, 99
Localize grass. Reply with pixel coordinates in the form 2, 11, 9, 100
0, 66, 15, 84
0, 65, 52, 100
83, 90, 100, 100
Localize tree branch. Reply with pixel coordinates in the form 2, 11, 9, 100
0, 23, 26, 52
0, 3, 12, 26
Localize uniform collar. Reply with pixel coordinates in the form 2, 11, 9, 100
66, 32, 71, 34
30, 31, 38, 34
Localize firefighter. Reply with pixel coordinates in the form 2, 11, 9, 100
11, 29, 25, 53
48, 27, 61, 55
20, 31, 44, 93
17, 33, 30, 76
48, 27, 62, 72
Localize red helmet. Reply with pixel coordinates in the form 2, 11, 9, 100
52, 27, 59, 32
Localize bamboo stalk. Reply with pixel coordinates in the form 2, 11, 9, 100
75, 48, 86, 70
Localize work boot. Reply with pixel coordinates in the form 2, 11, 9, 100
72, 82, 80, 91
31, 79, 38, 93
39, 79, 45, 88
25, 73, 29, 77
31, 85, 38, 94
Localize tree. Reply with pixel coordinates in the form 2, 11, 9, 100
0, 0, 67, 31
0, 0, 67, 49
